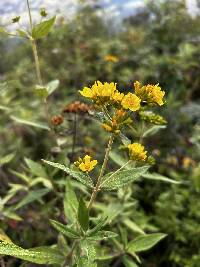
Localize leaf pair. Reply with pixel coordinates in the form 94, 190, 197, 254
32, 17, 56, 39
35, 80, 59, 98
42, 160, 94, 188
43, 160, 149, 191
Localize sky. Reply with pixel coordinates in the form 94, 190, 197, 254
0, 0, 199, 29
0, 0, 145, 28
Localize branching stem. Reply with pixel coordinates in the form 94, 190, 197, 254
88, 134, 114, 209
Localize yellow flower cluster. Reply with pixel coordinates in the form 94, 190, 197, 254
134, 81, 165, 106
74, 155, 98, 173
80, 81, 117, 105
104, 55, 119, 63
79, 81, 141, 111
128, 143, 147, 162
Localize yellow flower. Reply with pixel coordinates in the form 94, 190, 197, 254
145, 84, 165, 106
182, 157, 195, 169
104, 55, 119, 63
74, 155, 98, 172
128, 143, 147, 161
121, 93, 141, 111
79, 81, 117, 105
134, 81, 165, 106
111, 91, 125, 104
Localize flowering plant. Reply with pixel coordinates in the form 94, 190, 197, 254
0, 2, 179, 267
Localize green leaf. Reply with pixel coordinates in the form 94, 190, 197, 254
78, 198, 89, 232
0, 153, 15, 166
30, 177, 53, 189
0, 230, 12, 244
46, 80, 59, 95
3, 209, 22, 221
10, 116, 50, 130
120, 133, 131, 146
42, 160, 94, 188
50, 220, 80, 239
0, 242, 64, 265
101, 166, 149, 190
123, 219, 145, 235
142, 172, 181, 184
35, 80, 59, 98
35, 85, 48, 98
103, 203, 124, 223
122, 255, 138, 267
143, 125, 166, 137
87, 216, 108, 236
127, 233, 167, 253
109, 151, 127, 167
25, 158, 47, 178
16, 29, 29, 38
32, 16, 56, 39
87, 231, 118, 241
64, 180, 78, 224
14, 188, 50, 210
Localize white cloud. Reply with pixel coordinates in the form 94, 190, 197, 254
185, 0, 200, 18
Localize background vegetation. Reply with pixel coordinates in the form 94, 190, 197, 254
0, 0, 200, 266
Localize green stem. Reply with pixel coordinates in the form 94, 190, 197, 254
62, 240, 78, 267
31, 39, 43, 85
26, 0, 56, 135
26, 0, 43, 86
87, 134, 114, 209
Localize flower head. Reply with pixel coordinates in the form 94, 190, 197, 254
104, 55, 119, 63
51, 115, 64, 126
111, 91, 125, 105
128, 143, 147, 161
40, 8, 48, 17
134, 81, 165, 106
79, 81, 117, 105
121, 93, 141, 111
63, 101, 91, 114
12, 16, 20, 23
74, 155, 97, 172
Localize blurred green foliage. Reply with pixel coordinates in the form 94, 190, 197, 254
0, 0, 200, 266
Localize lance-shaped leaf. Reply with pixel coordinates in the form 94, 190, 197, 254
86, 231, 118, 241
100, 166, 149, 191
25, 158, 47, 178
64, 180, 78, 224
122, 255, 139, 267
78, 198, 89, 232
14, 188, 50, 210
0, 242, 64, 265
50, 220, 80, 239
46, 80, 59, 95
10, 116, 50, 131
127, 233, 167, 253
87, 216, 108, 236
142, 172, 181, 184
42, 160, 94, 188
32, 16, 56, 39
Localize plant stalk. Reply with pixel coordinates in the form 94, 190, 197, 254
88, 134, 114, 209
